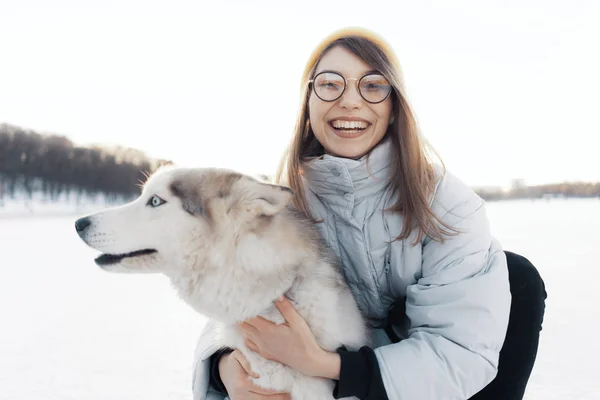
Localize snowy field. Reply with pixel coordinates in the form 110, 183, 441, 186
0, 198, 598, 399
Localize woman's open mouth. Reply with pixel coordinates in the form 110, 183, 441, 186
329, 120, 371, 138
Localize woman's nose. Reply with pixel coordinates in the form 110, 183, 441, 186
338, 81, 363, 109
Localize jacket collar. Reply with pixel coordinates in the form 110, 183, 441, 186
301, 138, 393, 202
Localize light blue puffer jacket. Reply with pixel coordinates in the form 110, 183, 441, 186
191, 139, 511, 400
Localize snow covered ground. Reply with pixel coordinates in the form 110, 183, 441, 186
0, 198, 598, 399
0, 190, 131, 218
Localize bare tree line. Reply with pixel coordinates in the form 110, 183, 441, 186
1, 122, 597, 206
476, 182, 600, 201
0, 123, 171, 203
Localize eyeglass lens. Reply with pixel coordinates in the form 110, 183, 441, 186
312, 72, 391, 103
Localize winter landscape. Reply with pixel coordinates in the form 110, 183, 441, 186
2, 2, 599, 399
0, 197, 598, 399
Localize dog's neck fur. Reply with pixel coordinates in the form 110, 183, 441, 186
167, 210, 320, 325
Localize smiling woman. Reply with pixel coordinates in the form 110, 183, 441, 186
307, 46, 393, 159
195, 26, 547, 400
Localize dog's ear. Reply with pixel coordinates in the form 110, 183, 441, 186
244, 180, 293, 217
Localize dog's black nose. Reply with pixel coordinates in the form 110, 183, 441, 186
75, 217, 91, 233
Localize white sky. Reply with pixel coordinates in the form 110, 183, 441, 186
1, 0, 599, 188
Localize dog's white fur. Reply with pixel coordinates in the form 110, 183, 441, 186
76, 166, 368, 399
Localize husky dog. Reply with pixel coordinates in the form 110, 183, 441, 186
75, 166, 368, 399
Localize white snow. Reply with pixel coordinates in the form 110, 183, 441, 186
0, 198, 598, 399
0, 189, 132, 218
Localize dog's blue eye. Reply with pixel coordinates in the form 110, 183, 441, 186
147, 195, 166, 208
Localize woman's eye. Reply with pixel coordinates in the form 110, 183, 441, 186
318, 81, 342, 89
147, 195, 166, 207
363, 83, 385, 91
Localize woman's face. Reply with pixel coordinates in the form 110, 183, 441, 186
308, 46, 393, 159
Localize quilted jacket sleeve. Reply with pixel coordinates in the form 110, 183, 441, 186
192, 320, 228, 400
374, 171, 511, 400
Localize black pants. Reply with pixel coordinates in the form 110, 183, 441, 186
385, 251, 547, 399
469, 251, 547, 400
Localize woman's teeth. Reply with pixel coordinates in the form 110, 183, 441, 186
331, 120, 369, 130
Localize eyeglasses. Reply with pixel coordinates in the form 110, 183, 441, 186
308, 71, 392, 104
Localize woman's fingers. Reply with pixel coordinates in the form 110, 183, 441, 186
240, 320, 262, 336
246, 338, 259, 352
246, 378, 289, 397
232, 349, 260, 378
230, 349, 292, 399
274, 296, 304, 328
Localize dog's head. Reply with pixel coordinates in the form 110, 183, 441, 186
75, 166, 293, 275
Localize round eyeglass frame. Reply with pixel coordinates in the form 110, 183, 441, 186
308, 71, 393, 104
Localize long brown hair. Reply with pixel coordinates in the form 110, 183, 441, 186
275, 27, 457, 244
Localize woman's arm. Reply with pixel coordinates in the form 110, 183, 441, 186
330, 347, 389, 399
374, 171, 511, 400
209, 347, 234, 394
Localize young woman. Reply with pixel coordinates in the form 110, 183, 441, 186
192, 27, 546, 400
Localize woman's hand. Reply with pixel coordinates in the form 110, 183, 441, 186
240, 296, 341, 379
219, 349, 291, 400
